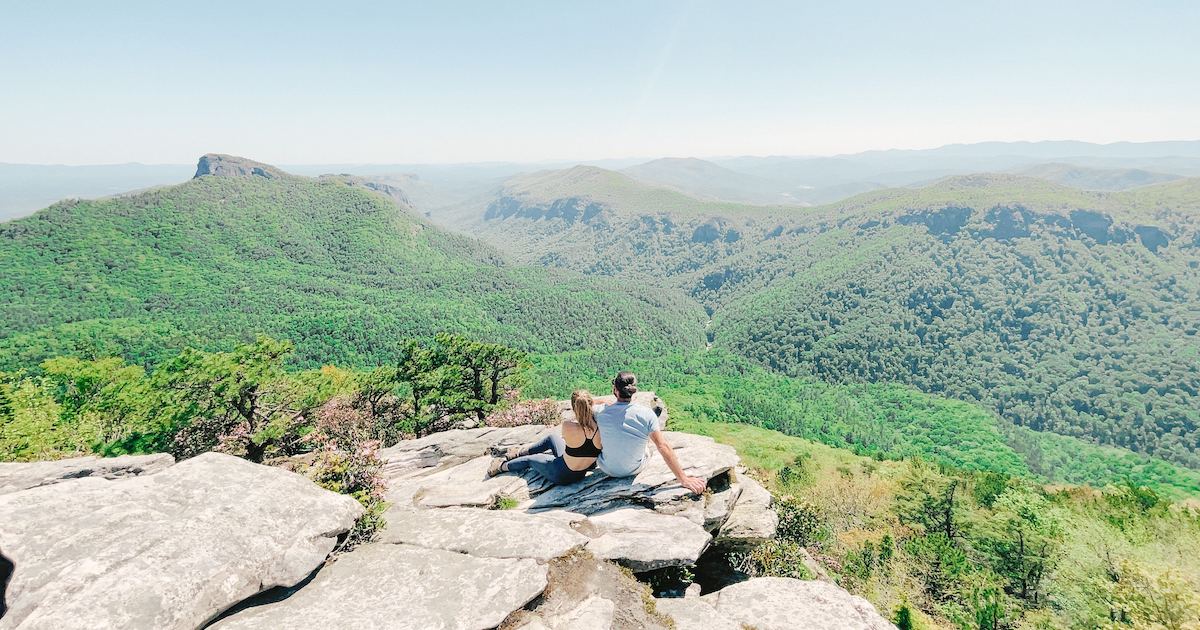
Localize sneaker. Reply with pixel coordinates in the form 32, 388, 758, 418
489, 445, 524, 460
487, 457, 507, 478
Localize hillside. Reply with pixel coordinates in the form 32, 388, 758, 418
0, 155, 706, 369
453, 168, 1200, 469
621, 157, 796, 205
1012, 162, 1182, 191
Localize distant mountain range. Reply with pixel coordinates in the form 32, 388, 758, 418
6, 140, 1200, 222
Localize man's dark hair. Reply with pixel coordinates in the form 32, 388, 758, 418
614, 371, 638, 400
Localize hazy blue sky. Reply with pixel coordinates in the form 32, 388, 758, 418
2, 0, 1198, 164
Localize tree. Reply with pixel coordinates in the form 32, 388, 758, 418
432, 333, 528, 421
157, 336, 302, 463
975, 487, 1064, 605
897, 459, 964, 540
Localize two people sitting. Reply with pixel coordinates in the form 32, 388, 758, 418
487, 371, 708, 494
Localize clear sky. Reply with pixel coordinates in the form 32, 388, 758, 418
2, 0, 1198, 164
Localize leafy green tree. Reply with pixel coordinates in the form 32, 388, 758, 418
897, 459, 964, 540
158, 336, 301, 462
431, 333, 529, 421
905, 533, 968, 603
974, 488, 1065, 605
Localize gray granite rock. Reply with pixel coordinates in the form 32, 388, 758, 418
584, 507, 713, 571
704, 577, 895, 630
213, 543, 547, 630
717, 475, 778, 543
654, 596, 742, 630
0, 453, 174, 495
0, 452, 362, 630
378, 505, 588, 560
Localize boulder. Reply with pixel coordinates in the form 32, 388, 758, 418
717, 474, 778, 543
0, 452, 362, 630
703, 577, 894, 630
378, 505, 589, 561
654, 596, 742, 630
0, 453, 174, 495
213, 544, 547, 630
584, 508, 712, 572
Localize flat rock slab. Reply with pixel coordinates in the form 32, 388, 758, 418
524, 432, 739, 515
378, 425, 549, 481
703, 577, 894, 630
213, 543, 548, 630
379, 505, 589, 560
654, 596, 742, 630
584, 507, 712, 572
0, 452, 361, 630
0, 453, 174, 495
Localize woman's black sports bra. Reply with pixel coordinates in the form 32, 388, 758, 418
564, 429, 602, 458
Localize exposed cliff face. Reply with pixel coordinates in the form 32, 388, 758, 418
194, 153, 288, 179
317, 174, 414, 208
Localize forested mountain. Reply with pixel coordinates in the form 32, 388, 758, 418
0, 155, 706, 370
452, 168, 1200, 469
1011, 162, 1182, 191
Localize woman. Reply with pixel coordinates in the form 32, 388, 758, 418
487, 390, 602, 485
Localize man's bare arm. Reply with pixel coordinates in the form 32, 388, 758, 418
649, 430, 707, 494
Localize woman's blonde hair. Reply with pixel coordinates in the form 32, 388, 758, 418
571, 389, 597, 433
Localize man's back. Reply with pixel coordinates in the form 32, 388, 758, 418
595, 401, 660, 477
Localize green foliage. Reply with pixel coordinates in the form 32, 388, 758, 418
158, 336, 301, 462
0, 174, 705, 371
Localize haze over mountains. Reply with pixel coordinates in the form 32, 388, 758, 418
6, 140, 1200, 221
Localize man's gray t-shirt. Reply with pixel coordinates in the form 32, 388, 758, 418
595, 401, 661, 477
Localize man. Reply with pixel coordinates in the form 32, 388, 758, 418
594, 371, 707, 494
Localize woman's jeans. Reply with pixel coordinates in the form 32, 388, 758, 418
505, 433, 589, 485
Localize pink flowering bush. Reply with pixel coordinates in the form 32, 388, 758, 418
483, 398, 561, 428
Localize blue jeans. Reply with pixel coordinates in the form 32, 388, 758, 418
505, 433, 590, 485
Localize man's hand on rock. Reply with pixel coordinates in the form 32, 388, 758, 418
679, 476, 707, 494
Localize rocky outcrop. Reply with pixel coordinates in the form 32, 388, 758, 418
0, 400, 894, 630
213, 544, 547, 630
194, 154, 287, 179
317, 174, 413, 208
0, 453, 173, 495
702, 577, 895, 630
0, 452, 361, 630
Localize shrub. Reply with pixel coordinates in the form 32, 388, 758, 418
732, 539, 815, 580
303, 440, 388, 550
483, 398, 561, 428
775, 496, 827, 546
